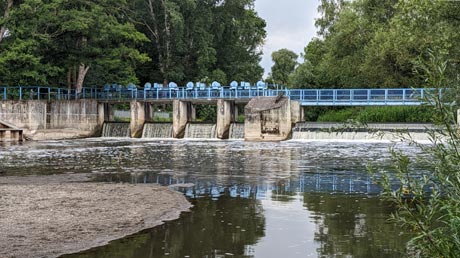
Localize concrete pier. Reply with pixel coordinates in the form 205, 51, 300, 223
130, 101, 147, 138
216, 100, 236, 139
172, 100, 194, 138
244, 96, 302, 141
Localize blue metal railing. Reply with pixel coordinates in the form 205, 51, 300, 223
0, 86, 439, 106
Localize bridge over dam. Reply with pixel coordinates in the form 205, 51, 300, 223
0, 86, 447, 142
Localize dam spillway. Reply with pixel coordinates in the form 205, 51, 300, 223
184, 123, 217, 139
142, 123, 173, 138
101, 122, 131, 137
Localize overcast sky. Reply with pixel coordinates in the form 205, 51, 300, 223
254, 0, 320, 78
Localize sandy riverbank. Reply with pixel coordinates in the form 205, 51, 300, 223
0, 174, 192, 258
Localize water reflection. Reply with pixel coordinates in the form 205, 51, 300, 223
63, 195, 266, 258
305, 193, 406, 257
0, 139, 424, 257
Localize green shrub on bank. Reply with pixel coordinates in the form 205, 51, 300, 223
375, 53, 460, 257
317, 106, 434, 123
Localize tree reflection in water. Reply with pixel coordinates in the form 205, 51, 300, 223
304, 193, 408, 258
63, 195, 265, 258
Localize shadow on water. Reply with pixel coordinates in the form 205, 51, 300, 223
0, 139, 425, 257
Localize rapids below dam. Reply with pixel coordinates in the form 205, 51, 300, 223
0, 138, 431, 258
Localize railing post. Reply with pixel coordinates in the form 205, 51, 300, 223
38, 87, 41, 100
48, 87, 51, 101
58, 88, 61, 100
316, 90, 319, 105
350, 89, 353, 104
333, 89, 337, 104
385, 89, 388, 105
402, 89, 406, 104
3, 87, 5, 100
367, 89, 370, 104
19, 87, 22, 100
421, 88, 424, 100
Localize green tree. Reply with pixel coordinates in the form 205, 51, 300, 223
0, 0, 149, 88
48, 0, 149, 91
270, 48, 298, 86
303, 0, 460, 89
130, 0, 265, 85
288, 60, 315, 88
213, 0, 266, 83
0, 0, 61, 85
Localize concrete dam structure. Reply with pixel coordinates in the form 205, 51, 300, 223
0, 100, 101, 141
245, 96, 303, 141
0, 97, 303, 142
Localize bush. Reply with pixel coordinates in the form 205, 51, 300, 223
317, 106, 434, 123
375, 52, 460, 257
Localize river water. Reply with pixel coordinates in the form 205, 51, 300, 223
0, 138, 429, 257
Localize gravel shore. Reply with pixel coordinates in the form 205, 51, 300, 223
0, 174, 192, 258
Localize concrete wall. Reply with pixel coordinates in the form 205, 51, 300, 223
0, 101, 47, 130
244, 97, 295, 141
130, 101, 146, 138
0, 100, 100, 140
172, 100, 193, 138
216, 100, 236, 139
290, 101, 304, 124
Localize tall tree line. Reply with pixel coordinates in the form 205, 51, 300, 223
0, 0, 266, 91
283, 0, 460, 89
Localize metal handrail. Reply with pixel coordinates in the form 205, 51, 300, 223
0, 86, 439, 106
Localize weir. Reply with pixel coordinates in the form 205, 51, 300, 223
229, 123, 244, 139
142, 123, 173, 138
184, 123, 217, 139
3, 97, 452, 142
292, 122, 436, 141
101, 122, 131, 137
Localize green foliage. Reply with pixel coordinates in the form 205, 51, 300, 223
316, 106, 434, 123
375, 52, 460, 257
132, 0, 266, 85
0, 0, 266, 87
196, 105, 217, 122
292, 0, 460, 89
288, 60, 315, 88
270, 48, 298, 86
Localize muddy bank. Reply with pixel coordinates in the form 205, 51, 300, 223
0, 174, 192, 258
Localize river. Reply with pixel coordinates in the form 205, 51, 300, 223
0, 138, 429, 257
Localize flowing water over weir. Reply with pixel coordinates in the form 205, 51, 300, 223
142, 123, 173, 138
292, 122, 434, 141
101, 122, 130, 137
229, 122, 244, 139
0, 139, 433, 258
184, 123, 217, 139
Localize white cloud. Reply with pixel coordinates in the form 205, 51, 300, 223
254, 0, 320, 78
